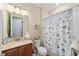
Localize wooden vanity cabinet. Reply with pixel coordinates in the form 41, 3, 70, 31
2, 43, 32, 56
3, 48, 19, 56
19, 43, 32, 56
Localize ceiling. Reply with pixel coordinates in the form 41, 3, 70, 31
11, 3, 59, 12
33, 3, 57, 12
10, 3, 79, 12
33, 3, 79, 12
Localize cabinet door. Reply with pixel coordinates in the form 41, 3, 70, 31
4, 48, 19, 56
19, 43, 32, 56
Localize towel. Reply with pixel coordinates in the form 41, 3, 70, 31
66, 40, 79, 56
23, 33, 30, 39
71, 40, 79, 52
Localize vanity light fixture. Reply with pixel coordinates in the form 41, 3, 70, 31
7, 4, 28, 15
7, 4, 15, 13
15, 7, 21, 14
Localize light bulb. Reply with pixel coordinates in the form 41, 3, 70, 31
15, 7, 20, 14
7, 4, 15, 12
56, 3, 59, 6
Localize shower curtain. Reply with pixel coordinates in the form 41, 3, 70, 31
42, 9, 73, 56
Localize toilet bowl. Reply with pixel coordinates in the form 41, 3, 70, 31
37, 46, 47, 56
34, 39, 47, 56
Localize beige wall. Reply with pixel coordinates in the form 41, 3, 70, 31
23, 16, 29, 34
40, 9, 49, 44
0, 9, 3, 54
41, 9, 49, 19
3, 4, 49, 43
3, 9, 9, 38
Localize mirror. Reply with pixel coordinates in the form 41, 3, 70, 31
8, 13, 24, 38
2, 10, 29, 44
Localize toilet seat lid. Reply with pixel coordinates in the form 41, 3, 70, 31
37, 47, 47, 53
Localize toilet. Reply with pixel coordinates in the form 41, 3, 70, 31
34, 39, 47, 56
37, 46, 47, 56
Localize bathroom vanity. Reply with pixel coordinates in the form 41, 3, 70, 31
2, 40, 33, 56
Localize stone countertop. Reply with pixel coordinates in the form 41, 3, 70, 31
2, 39, 33, 51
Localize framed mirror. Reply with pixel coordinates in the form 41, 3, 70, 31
2, 9, 29, 44
8, 13, 24, 38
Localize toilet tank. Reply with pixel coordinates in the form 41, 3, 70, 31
34, 39, 40, 48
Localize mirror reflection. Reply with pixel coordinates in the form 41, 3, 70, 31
8, 13, 23, 38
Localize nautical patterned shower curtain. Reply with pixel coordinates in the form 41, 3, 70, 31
42, 9, 73, 56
